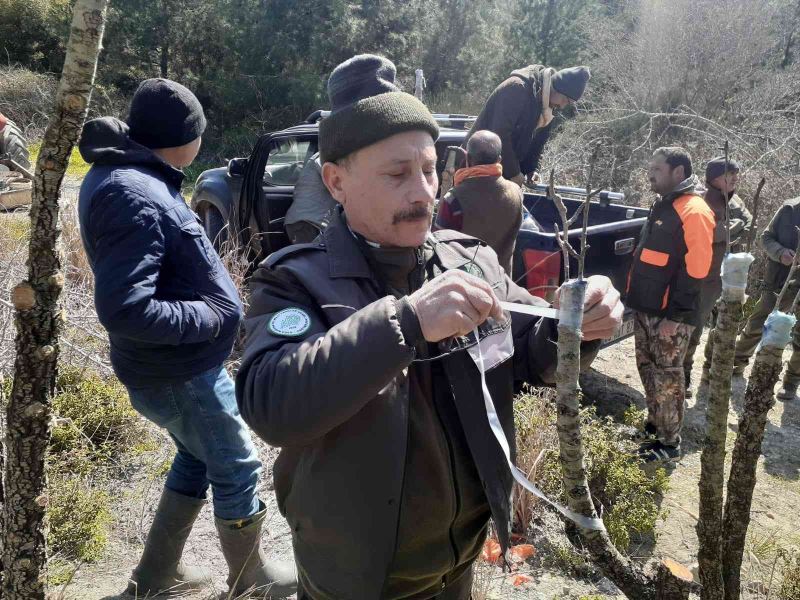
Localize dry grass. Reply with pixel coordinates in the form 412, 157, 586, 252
0, 185, 112, 376
0, 66, 58, 140
512, 386, 558, 535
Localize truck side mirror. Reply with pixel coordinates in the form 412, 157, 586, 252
228, 157, 248, 177
440, 146, 466, 197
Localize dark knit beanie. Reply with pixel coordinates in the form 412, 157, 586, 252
551, 66, 591, 101
705, 156, 740, 183
319, 54, 439, 163
127, 78, 207, 149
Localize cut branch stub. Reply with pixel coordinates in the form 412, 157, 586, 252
656, 559, 694, 600
10, 284, 36, 312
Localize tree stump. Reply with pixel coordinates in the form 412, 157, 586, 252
656, 558, 695, 600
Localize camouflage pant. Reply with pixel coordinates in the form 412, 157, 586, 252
634, 312, 696, 445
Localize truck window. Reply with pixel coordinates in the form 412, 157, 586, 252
263, 137, 317, 186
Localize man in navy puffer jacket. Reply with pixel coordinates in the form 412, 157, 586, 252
78, 78, 296, 598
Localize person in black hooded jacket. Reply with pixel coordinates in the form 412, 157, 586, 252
77, 78, 296, 598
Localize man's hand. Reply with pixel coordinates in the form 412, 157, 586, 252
408, 270, 504, 342
781, 248, 796, 266
553, 275, 624, 341
657, 318, 680, 338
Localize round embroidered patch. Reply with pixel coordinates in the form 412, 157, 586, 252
459, 262, 484, 279
268, 308, 311, 337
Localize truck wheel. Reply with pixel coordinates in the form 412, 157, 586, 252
203, 205, 228, 252
0, 120, 31, 170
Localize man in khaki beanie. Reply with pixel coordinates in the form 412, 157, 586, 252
237, 54, 622, 599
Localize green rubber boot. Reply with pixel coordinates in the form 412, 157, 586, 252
126, 487, 212, 596
215, 502, 297, 598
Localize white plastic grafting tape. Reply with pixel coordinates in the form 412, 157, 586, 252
472, 327, 606, 532
556, 280, 587, 332
721, 252, 755, 302
758, 311, 796, 350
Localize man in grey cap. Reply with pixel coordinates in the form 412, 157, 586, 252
684, 156, 752, 397
464, 65, 590, 186
236, 54, 622, 599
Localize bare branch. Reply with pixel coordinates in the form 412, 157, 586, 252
746, 177, 766, 254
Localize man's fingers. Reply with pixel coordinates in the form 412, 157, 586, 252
453, 299, 481, 328
582, 300, 624, 341
453, 311, 485, 338
448, 272, 501, 323
582, 275, 618, 324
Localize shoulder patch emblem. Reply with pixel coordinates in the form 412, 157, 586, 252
268, 308, 311, 337
459, 262, 484, 279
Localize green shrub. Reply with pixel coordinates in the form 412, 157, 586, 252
47, 477, 112, 562
51, 367, 142, 459
5, 368, 152, 564
515, 391, 668, 551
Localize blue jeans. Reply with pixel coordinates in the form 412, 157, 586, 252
126, 366, 262, 520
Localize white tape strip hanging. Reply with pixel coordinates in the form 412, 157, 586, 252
471, 327, 606, 532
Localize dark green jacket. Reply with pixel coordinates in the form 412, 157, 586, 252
703, 187, 753, 280
762, 197, 800, 290
464, 65, 555, 179
236, 210, 599, 599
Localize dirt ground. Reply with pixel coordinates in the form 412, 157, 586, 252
54, 329, 800, 600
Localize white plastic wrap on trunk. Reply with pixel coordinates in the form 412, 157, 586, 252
721, 252, 755, 302
556, 280, 587, 332
758, 311, 796, 350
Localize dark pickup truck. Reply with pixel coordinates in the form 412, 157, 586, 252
190, 112, 648, 345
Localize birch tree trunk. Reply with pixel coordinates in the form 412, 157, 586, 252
720, 268, 800, 600
721, 344, 784, 599
697, 292, 747, 600
2, 2, 108, 597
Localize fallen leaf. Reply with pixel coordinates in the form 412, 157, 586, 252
511, 573, 534, 586
481, 538, 502, 563
509, 544, 536, 562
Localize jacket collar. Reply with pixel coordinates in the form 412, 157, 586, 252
661, 175, 702, 204
705, 185, 737, 206
322, 208, 377, 279
322, 208, 487, 280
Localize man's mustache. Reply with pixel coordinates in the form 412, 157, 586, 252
392, 205, 432, 224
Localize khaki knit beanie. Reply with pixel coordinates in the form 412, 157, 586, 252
318, 54, 439, 163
